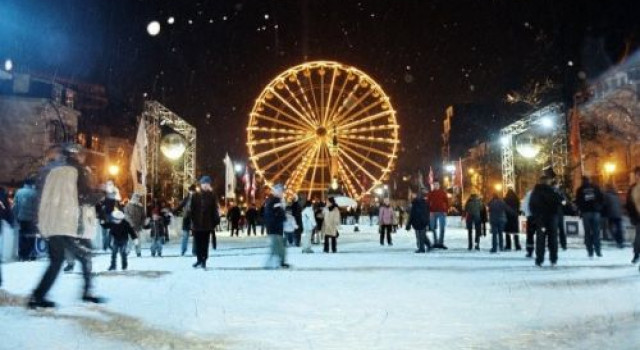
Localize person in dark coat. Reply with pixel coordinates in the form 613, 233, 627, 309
259, 203, 266, 235
189, 176, 220, 269
107, 210, 137, 271
530, 175, 563, 267
228, 203, 241, 237
173, 185, 196, 256
291, 194, 303, 246
603, 183, 624, 248
246, 203, 259, 236
487, 193, 513, 253
406, 191, 431, 253
264, 184, 289, 268
503, 188, 522, 251
576, 176, 604, 258
464, 193, 483, 250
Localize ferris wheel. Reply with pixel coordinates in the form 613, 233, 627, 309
247, 61, 399, 200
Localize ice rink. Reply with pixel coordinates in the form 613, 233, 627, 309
1, 224, 639, 349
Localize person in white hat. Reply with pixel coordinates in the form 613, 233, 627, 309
105, 210, 138, 271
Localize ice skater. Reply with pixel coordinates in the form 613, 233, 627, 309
264, 184, 289, 268
301, 201, 317, 253
190, 176, 220, 269
28, 143, 104, 308
107, 210, 137, 271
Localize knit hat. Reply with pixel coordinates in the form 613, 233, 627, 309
112, 210, 125, 221
199, 175, 212, 184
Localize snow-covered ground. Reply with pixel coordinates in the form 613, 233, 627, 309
1, 225, 639, 350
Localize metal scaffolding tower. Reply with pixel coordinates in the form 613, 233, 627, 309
143, 100, 196, 199
500, 103, 566, 192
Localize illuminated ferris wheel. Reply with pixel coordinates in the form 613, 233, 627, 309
247, 61, 399, 200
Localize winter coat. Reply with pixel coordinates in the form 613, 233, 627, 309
406, 196, 430, 231
37, 165, 80, 238
12, 185, 38, 222
530, 184, 562, 222
301, 206, 317, 232
189, 190, 220, 231
107, 220, 138, 242
173, 193, 193, 230
378, 205, 394, 225
283, 212, 298, 233
145, 218, 168, 239
627, 183, 640, 225
521, 190, 533, 217
504, 192, 520, 233
603, 190, 623, 219
264, 196, 285, 235
487, 198, 511, 225
228, 206, 241, 223
322, 206, 341, 237
464, 195, 483, 221
246, 207, 259, 223
428, 189, 449, 213
576, 183, 604, 213
291, 201, 303, 230
124, 202, 146, 232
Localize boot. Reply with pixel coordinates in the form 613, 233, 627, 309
82, 294, 106, 304
63, 264, 74, 273
108, 265, 116, 271
27, 296, 56, 309
632, 253, 639, 264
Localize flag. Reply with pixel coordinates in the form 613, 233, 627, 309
223, 153, 236, 199
243, 167, 251, 199
456, 158, 464, 189
428, 166, 434, 187
130, 118, 147, 195
250, 173, 257, 200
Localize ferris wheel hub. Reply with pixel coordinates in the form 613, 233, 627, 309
316, 126, 328, 137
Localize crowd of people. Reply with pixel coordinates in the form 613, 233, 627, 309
1, 142, 640, 308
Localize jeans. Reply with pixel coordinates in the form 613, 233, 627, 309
380, 225, 392, 245
294, 228, 302, 247
181, 229, 190, 256
194, 230, 211, 264
430, 212, 446, 245
414, 229, 430, 252
302, 229, 314, 252
490, 220, 505, 252
608, 218, 624, 246
132, 230, 142, 256
557, 215, 567, 249
33, 236, 93, 300
582, 212, 601, 256
110, 240, 128, 269
210, 231, 217, 250
324, 236, 337, 253
525, 216, 536, 256
101, 226, 111, 251
18, 220, 37, 260
284, 231, 295, 246
230, 222, 240, 237
247, 221, 257, 236
466, 218, 481, 249
634, 224, 640, 255
267, 234, 286, 266
535, 216, 559, 265
150, 236, 164, 256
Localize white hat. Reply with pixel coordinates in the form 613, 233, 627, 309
112, 210, 125, 221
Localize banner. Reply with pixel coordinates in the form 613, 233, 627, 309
130, 118, 147, 195
223, 153, 236, 199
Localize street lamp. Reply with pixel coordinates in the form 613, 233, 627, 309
494, 183, 503, 192
4, 59, 13, 71
107, 164, 120, 177
234, 163, 243, 173
445, 164, 456, 173
374, 187, 384, 196
604, 162, 616, 175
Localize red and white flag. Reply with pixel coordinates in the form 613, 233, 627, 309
243, 167, 251, 198
427, 166, 434, 187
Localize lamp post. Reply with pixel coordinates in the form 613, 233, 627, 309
604, 162, 616, 186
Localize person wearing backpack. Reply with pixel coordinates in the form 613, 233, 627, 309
628, 167, 640, 265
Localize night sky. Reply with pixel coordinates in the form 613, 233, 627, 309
2, 0, 639, 176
